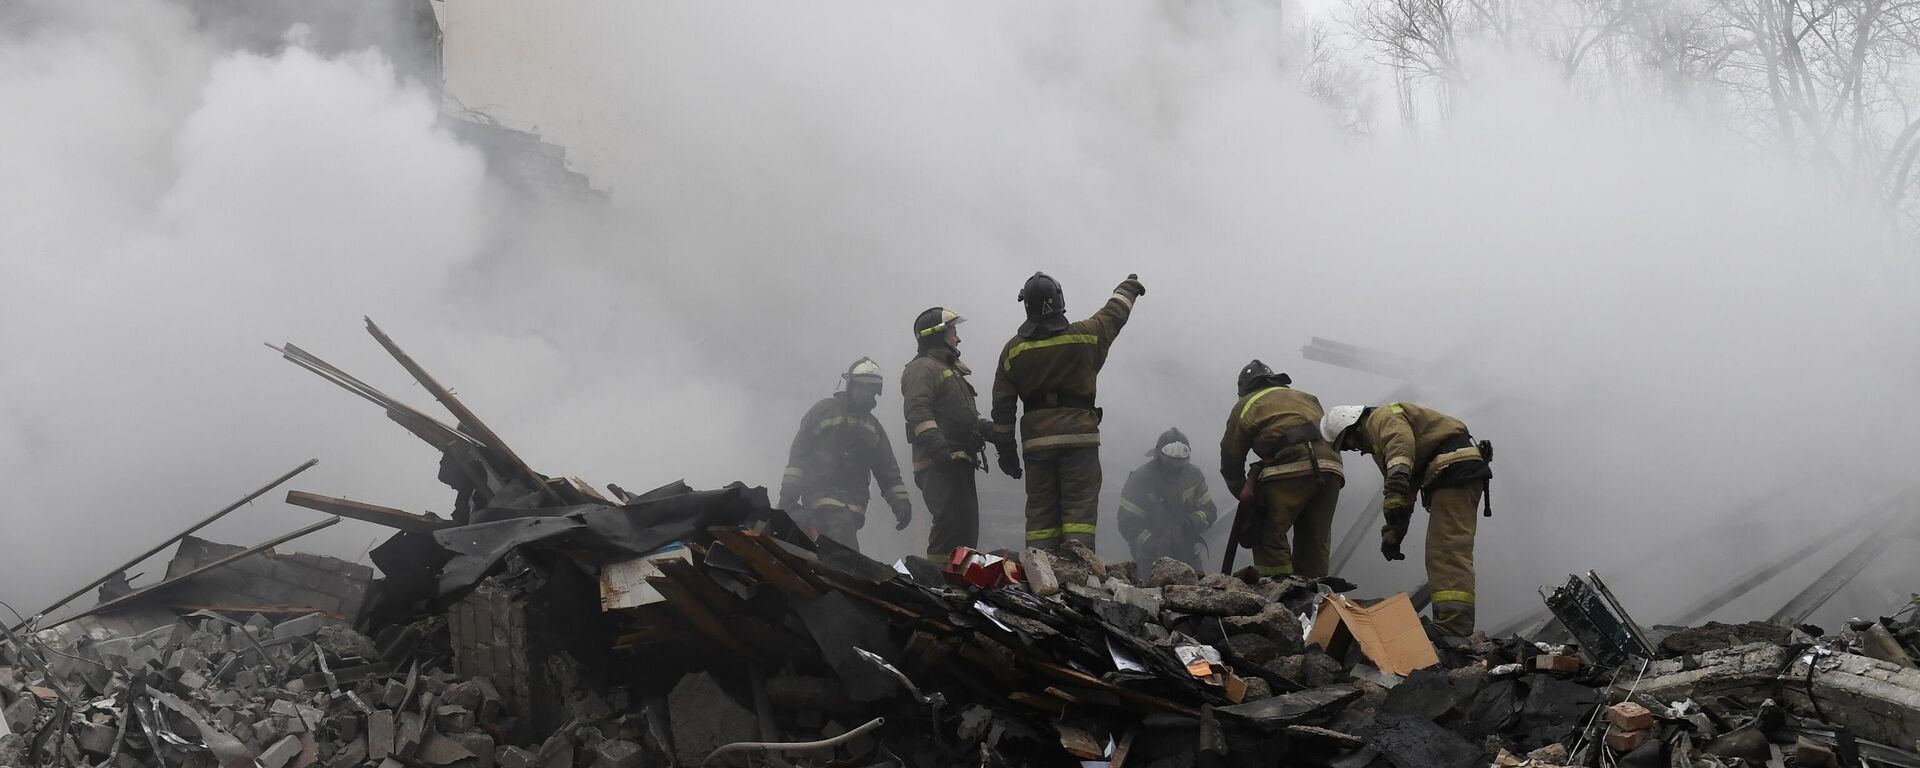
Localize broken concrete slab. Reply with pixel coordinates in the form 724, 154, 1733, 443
1144, 557, 1199, 588
1163, 585, 1265, 616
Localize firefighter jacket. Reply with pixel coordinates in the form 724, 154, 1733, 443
780, 393, 910, 513
1351, 402, 1485, 491
1117, 459, 1218, 550
902, 348, 988, 470
1220, 386, 1344, 488
990, 292, 1135, 453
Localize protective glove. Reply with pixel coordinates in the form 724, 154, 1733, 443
1380, 503, 1412, 562
1188, 511, 1211, 537
997, 447, 1023, 479
890, 497, 913, 530
1115, 274, 1146, 300
778, 491, 799, 511
914, 427, 948, 457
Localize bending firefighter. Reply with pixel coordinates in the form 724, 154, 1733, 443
902, 308, 1003, 559
990, 272, 1146, 550
1118, 428, 1218, 574
1320, 402, 1492, 637
1219, 362, 1344, 577
777, 358, 912, 552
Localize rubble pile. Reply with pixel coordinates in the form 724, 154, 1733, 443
2, 319, 1918, 767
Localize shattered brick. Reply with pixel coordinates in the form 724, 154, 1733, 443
1604, 724, 1650, 753
367, 710, 395, 760
589, 739, 644, 768
258, 735, 303, 768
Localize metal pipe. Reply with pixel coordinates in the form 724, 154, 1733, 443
18, 459, 319, 630
699, 717, 885, 768
49, 517, 341, 628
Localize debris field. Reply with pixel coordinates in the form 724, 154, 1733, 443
3, 319, 1917, 768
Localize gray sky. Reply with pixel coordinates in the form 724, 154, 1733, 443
3, 0, 1914, 630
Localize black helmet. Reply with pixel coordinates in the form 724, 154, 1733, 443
914, 307, 965, 349
1016, 272, 1069, 339
1237, 359, 1292, 397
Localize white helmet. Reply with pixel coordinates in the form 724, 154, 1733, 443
842, 356, 884, 391
1319, 405, 1366, 445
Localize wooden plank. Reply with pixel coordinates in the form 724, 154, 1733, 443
747, 533, 832, 591
646, 575, 756, 660
1110, 727, 1138, 768
1033, 661, 1201, 718
656, 559, 811, 659
284, 491, 452, 533
806, 569, 960, 633
708, 528, 820, 598
271, 343, 474, 452
362, 317, 565, 506
55, 518, 342, 627
566, 478, 608, 503
1007, 692, 1069, 715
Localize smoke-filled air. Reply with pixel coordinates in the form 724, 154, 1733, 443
5, 0, 1919, 636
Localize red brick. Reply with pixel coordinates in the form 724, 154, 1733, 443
1606, 702, 1656, 731
1534, 654, 1580, 673
1604, 725, 1651, 753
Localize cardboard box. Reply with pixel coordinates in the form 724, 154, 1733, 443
1307, 593, 1440, 676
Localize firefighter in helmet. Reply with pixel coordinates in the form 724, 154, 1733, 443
777, 358, 912, 552
990, 272, 1145, 551
1117, 428, 1218, 573
901, 308, 1002, 558
1320, 402, 1491, 636
1219, 361, 1345, 577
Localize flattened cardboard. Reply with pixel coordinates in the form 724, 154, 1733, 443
1307, 593, 1439, 676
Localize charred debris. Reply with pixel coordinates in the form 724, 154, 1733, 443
3, 319, 1918, 768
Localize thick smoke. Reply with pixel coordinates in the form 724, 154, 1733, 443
3, 0, 1912, 630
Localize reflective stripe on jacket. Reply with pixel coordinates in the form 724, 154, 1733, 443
1354, 402, 1478, 489
901, 348, 985, 466
1117, 460, 1217, 547
990, 293, 1134, 453
1220, 386, 1344, 486
780, 393, 909, 510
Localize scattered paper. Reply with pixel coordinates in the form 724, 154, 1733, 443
974, 601, 1014, 633
1107, 638, 1148, 673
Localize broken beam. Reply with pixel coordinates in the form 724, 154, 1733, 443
284, 491, 452, 533
363, 317, 565, 506
16, 458, 319, 631
54, 517, 342, 627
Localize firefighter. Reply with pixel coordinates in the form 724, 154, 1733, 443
1320, 402, 1491, 637
1219, 361, 1344, 578
777, 357, 912, 552
902, 307, 1000, 559
990, 272, 1145, 551
1117, 428, 1217, 573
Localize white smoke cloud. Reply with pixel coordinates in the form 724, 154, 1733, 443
3, 0, 1910, 631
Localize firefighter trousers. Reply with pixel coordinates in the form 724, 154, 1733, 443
1424, 480, 1483, 637
1023, 446, 1101, 550
1253, 473, 1344, 578
804, 501, 864, 553
915, 459, 979, 559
